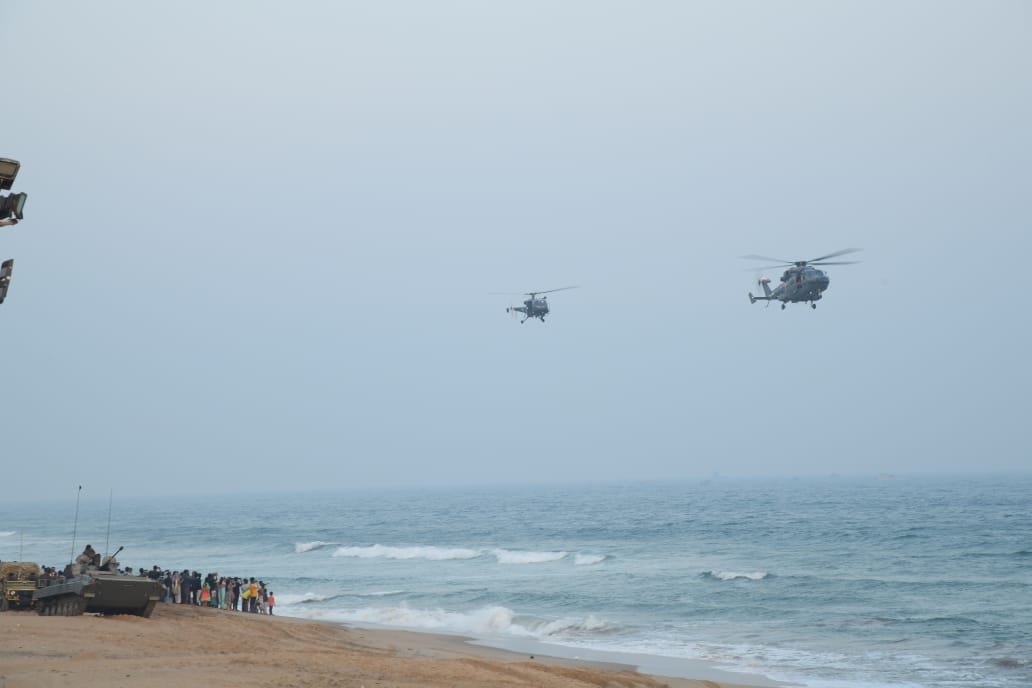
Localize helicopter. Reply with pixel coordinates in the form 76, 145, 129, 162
741, 249, 861, 310
493, 286, 579, 323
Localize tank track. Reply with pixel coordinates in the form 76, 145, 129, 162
35, 593, 88, 616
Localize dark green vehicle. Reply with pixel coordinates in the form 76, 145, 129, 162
33, 549, 163, 617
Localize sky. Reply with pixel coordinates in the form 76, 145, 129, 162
1, 1, 1029, 500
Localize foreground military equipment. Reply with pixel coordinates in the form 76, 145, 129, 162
1, 561, 43, 611
33, 563, 163, 618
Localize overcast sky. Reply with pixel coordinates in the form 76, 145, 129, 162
1, 1, 1029, 500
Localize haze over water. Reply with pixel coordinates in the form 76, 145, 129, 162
2, 2, 1030, 498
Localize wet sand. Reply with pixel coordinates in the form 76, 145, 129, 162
0, 604, 766, 688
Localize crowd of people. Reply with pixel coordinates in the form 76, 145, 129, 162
149, 567, 275, 615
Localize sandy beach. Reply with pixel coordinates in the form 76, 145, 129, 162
0, 604, 763, 688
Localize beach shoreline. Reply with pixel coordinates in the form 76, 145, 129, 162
0, 603, 769, 688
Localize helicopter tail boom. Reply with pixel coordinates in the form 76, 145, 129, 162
748, 277, 774, 304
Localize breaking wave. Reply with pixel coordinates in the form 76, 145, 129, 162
276, 592, 342, 605
332, 545, 480, 561
0, 531, 15, 537
573, 553, 607, 566
321, 543, 605, 566
529, 614, 617, 637
492, 549, 568, 564
702, 570, 770, 581
327, 604, 517, 634
278, 590, 406, 606
300, 604, 617, 640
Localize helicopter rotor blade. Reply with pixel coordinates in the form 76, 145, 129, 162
809, 260, 861, 266
524, 285, 580, 296
806, 248, 862, 263
743, 264, 790, 271
740, 254, 792, 264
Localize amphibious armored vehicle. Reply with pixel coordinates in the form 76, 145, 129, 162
33, 549, 163, 617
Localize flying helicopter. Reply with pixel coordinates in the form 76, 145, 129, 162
741, 249, 861, 309
492, 286, 579, 323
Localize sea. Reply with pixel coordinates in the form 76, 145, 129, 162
2, 474, 1030, 688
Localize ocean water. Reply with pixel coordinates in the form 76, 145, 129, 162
2, 474, 1030, 688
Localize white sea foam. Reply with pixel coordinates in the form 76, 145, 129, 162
703, 570, 769, 581
332, 544, 480, 561
295, 541, 335, 554
287, 604, 615, 642
0, 531, 15, 537
573, 553, 607, 566
531, 614, 616, 637
492, 548, 568, 564
319, 605, 518, 635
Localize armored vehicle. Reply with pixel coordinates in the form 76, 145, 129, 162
33, 548, 163, 617
1, 561, 43, 611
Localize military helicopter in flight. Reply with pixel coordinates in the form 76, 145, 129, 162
493, 286, 579, 323
741, 249, 861, 309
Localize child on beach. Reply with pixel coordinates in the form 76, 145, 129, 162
267, 591, 275, 616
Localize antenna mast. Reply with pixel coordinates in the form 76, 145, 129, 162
104, 489, 113, 559
70, 485, 82, 565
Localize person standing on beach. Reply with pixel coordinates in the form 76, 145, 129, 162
179, 570, 191, 605
267, 591, 275, 616
248, 578, 259, 613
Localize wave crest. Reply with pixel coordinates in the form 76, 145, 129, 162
293, 604, 615, 641
573, 553, 607, 566
276, 592, 340, 605
332, 545, 480, 561
532, 614, 617, 637
0, 531, 15, 537
337, 605, 516, 634
493, 549, 568, 564
702, 570, 769, 581
295, 541, 336, 554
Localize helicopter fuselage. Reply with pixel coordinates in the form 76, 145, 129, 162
750, 265, 830, 308
498, 286, 578, 323
510, 297, 550, 322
